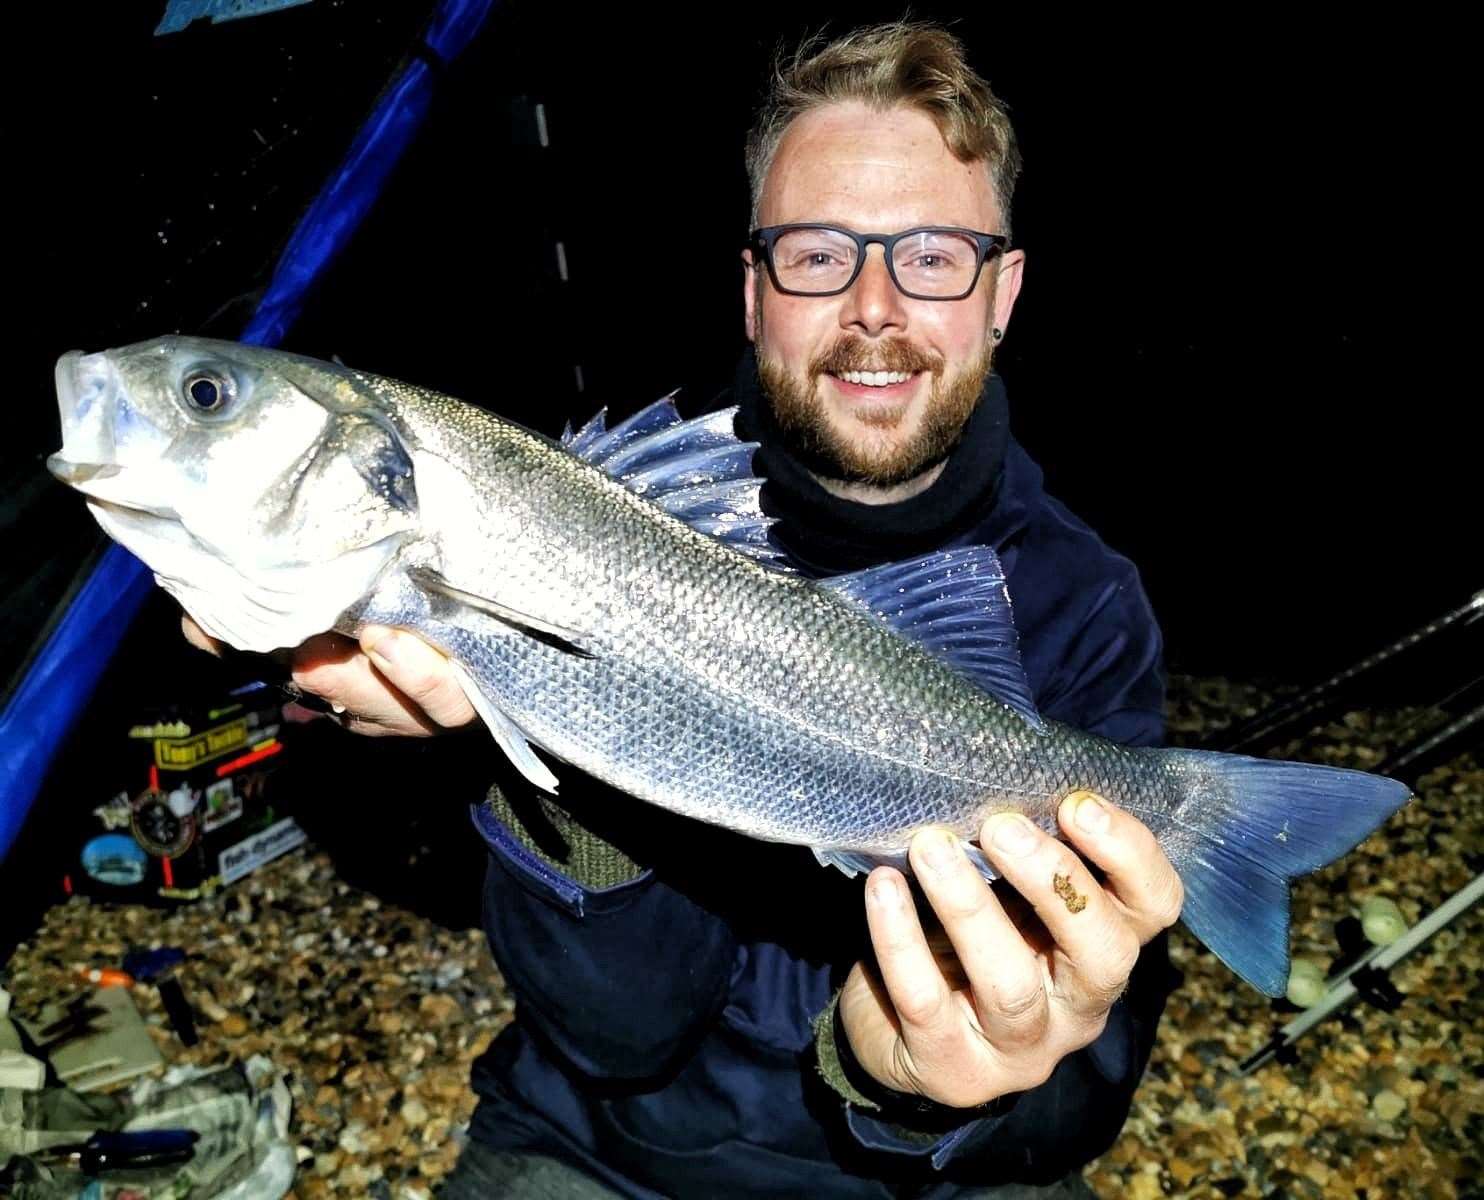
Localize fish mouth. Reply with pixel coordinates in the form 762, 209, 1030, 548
55, 348, 83, 410
51, 349, 178, 515
55, 348, 115, 424
47, 456, 122, 486
53, 349, 127, 481
47, 457, 178, 522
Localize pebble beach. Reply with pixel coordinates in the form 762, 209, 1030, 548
3, 675, 1480, 1199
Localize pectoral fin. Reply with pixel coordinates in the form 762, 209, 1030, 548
408, 566, 596, 657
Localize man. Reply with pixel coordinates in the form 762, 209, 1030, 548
188, 21, 1182, 1198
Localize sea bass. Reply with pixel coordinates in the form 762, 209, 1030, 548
48, 336, 1410, 995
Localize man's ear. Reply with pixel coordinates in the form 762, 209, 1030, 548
991, 248, 1027, 338
742, 248, 759, 343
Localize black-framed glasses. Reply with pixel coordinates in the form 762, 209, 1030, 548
749, 224, 1009, 301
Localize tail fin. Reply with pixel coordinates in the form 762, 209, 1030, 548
1163, 751, 1411, 996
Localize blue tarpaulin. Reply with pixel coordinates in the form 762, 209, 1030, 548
0, 0, 496, 862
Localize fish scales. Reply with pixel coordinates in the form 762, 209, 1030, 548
366, 374, 1181, 851
47, 337, 1413, 995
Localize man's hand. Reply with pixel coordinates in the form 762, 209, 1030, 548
838, 792, 1183, 1109
181, 614, 478, 737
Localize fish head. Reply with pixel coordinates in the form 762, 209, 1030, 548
49, 336, 421, 651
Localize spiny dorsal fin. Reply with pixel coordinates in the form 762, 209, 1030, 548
820, 546, 1044, 730
562, 393, 680, 462
562, 397, 793, 570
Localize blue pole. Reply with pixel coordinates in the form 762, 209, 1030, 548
1, 0, 497, 862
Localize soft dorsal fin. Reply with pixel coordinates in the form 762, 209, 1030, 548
820, 546, 1044, 730
561, 398, 793, 569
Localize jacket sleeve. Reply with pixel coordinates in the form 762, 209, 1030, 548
476, 781, 742, 1082
823, 554, 1179, 1177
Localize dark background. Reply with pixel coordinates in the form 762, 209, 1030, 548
0, 0, 1472, 951
5, 2, 1471, 691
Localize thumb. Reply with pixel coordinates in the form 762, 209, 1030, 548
180, 612, 225, 657
837, 963, 917, 1096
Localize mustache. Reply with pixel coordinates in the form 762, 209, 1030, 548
809, 337, 942, 380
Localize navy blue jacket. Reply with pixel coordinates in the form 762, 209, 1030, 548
465, 371, 1174, 1197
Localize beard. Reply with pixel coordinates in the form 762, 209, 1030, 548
756, 330, 993, 489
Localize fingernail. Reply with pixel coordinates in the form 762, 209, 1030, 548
869, 874, 902, 908
919, 829, 960, 871
990, 814, 1038, 856
1075, 794, 1111, 833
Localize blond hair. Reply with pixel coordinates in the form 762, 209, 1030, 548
745, 21, 1021, 237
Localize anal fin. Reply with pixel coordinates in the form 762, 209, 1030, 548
811, 847, 909, 878
810, 840, 1000, 883
961, 842, 1000, 884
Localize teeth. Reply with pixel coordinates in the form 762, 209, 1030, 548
839, 371, 913, 387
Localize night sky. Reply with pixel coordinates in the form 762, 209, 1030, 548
5, 3, 1472, 684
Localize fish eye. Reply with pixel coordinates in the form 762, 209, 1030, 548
182, 369, 234, 415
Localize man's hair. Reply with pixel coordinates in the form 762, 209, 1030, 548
745, 21, 1021, 237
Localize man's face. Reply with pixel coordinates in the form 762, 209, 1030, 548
743, 102, 1025, 486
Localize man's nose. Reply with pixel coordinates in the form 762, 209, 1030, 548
839, 247, 907, 335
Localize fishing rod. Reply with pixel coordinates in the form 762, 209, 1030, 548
1227, 587, 1484, 1074
1377, 688, 1484, 781
1213, 589, 1484, 756
1237, 870, 1484, 1075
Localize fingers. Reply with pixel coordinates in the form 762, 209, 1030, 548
861, 868, 1004, 1104
179, 610, 476, 737
180, 613, 224, 657
288, 628, 474, 737
858, 821, 1149, 1107
863, 869, 955, 1044
978, 808, 1141, 1020
288, 633, 410, 737
906, 829, 1051, 1055
1057, 791, 1184, 944
359, 627, 477, 730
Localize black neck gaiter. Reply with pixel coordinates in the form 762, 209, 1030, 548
729, 347, 1011, 574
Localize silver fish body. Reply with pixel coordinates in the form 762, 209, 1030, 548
49, 337, 1411, 995
350, 381, 1180, 855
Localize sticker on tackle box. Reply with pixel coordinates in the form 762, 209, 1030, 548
218, 817, 307, 885
202, 778, 243, 832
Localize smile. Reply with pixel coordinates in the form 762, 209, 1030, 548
833, 370, 914, 387
825, 370, 922, 401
